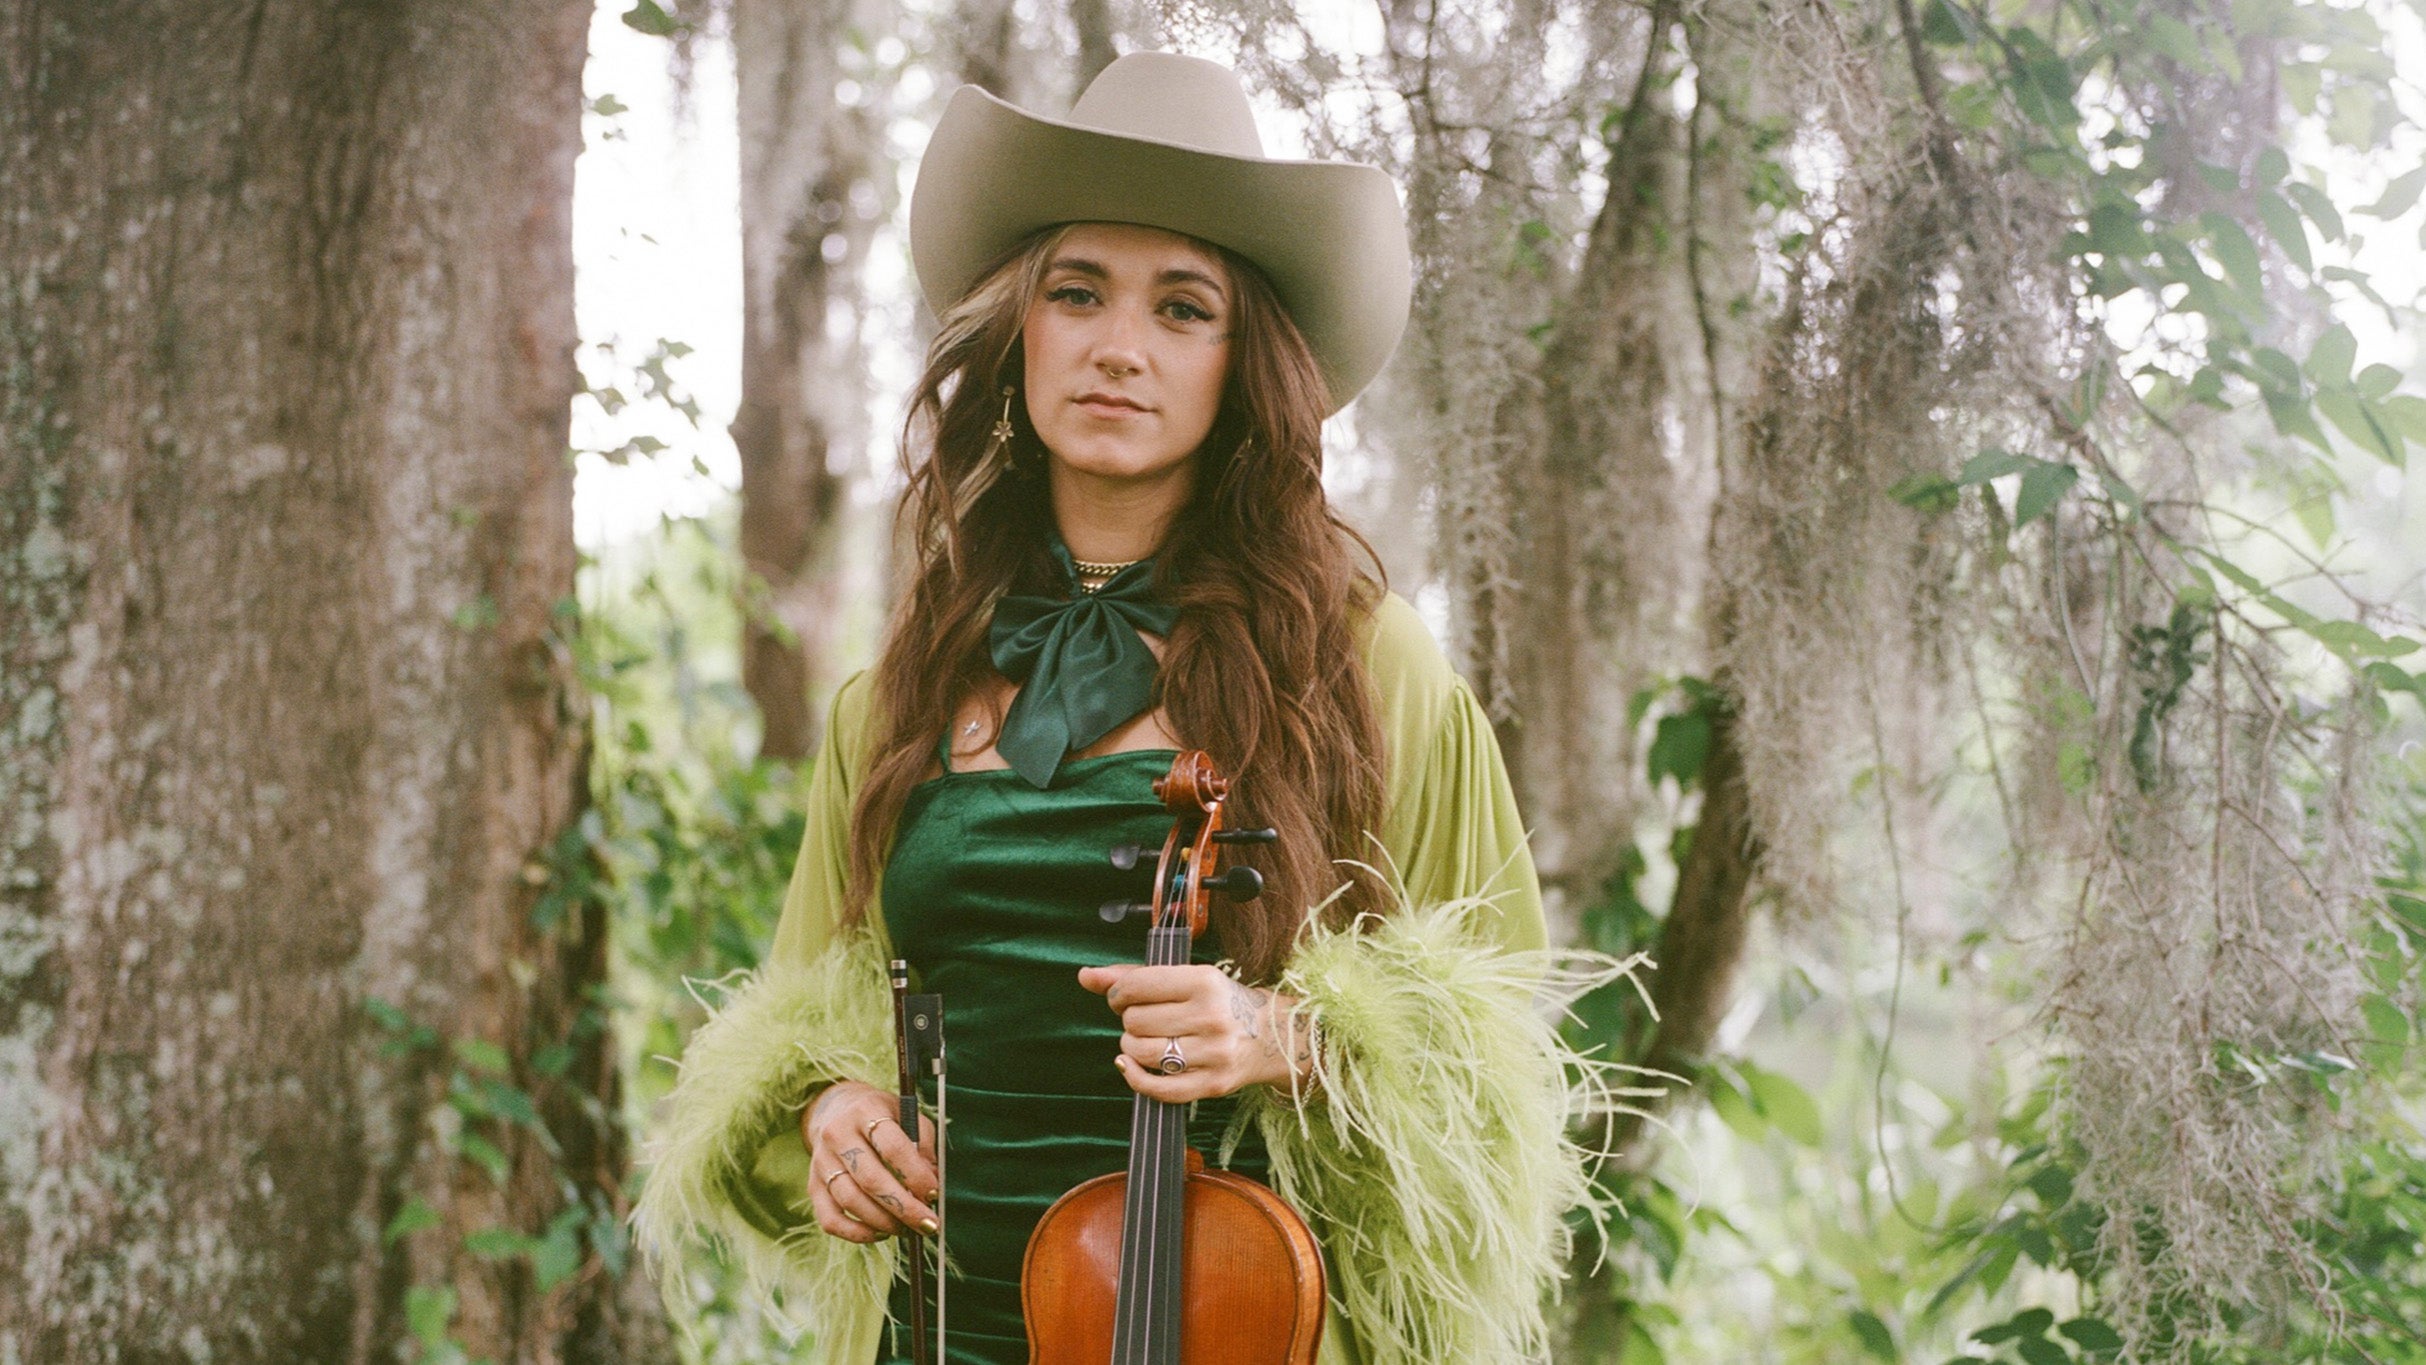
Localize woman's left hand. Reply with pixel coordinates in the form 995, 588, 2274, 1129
1078, 963, 1314, 1102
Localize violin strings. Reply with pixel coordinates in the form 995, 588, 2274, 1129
1115, 921, 1190, 1365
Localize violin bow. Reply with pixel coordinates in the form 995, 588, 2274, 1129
890, 961, 947, 1365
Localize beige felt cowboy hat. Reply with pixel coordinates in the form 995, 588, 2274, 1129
908, 52, 1412, 415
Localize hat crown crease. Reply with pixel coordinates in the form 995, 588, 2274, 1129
1067, 54, 1265, 158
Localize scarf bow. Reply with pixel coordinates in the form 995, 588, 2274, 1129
986, 540, 1179, 788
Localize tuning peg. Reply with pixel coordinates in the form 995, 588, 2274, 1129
1201, 866, 1264, 901
1108, 843, 1145, 871
1211, 827, 1279, 845
1098, 900, 1154, 924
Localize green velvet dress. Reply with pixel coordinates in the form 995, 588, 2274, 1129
875, 743, 1270, 1365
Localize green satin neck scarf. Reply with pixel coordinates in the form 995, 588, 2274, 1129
986, 536, 1179, 788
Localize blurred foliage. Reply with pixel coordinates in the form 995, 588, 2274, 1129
1569, 699, 2424, 1364
575, 509, 819, 1361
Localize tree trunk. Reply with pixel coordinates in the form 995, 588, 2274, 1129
1514, 11, 1685, 922
0, 3, 664, 1358
1069, 0, 1117, 90
732, 0, 887, 761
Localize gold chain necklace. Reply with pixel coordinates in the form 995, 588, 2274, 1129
1072, 556, 1141, 594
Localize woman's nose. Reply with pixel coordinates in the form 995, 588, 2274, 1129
1088, 305, 1150, 377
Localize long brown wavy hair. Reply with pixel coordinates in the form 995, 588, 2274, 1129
844, 223, 1391, 981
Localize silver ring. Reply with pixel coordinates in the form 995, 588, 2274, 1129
863, 1117, 887, 1141
823, 1169, 848, 1191
1157, 1037, 1188, 1075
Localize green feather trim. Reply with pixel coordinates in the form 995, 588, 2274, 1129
633, 928, 897, 1349
1239, 895, 1649, 1364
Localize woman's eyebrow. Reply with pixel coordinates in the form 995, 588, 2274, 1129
1043, 256, 1226, 302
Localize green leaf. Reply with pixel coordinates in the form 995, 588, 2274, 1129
2362, 165, 2426, 218
2316, 391, 2406, 466
1848, 1308, 1898, 1361
2059, 1316, 2127, 1353
464, 1227, 533, 1259
1705, 1069, 1768, 1142
1975, 1306, 2055, 1344
2017, 1338, 2074, 1365
620, 0, 679, 36
1960, 447, 2037, 483
1921, 0, 1976, 43
2026, 1161, 2074, 1208
2200, 212, 2264, 297
450, 595, 501, 632
531, 1043, 574, 1078
2361, 993, 2410, 1044
2256, 191, 2313, 272
2146, 13, 2206, 67
1890, 473, 1963, 512
385, 1197, 441, 1245
2058, 740, 2093, 793
406, 1285, 457, 1347
2014, 462, 2080, 526
480, 1079, 543, 1129
2306, 326, 2358, 386
2283, 181, 2345, 241
588, 1206, 631, 1277
458, 1133, 511, 1182
1648, 710, 1712, 788
452, 1037, 511, 1075
2254, 146, 2290, 186
2356, 363, 2404, 399
1742, 1063, 1825, 1146
533, 1210, 586, 1291
2301, 621, 2416, 659
2363, 660, 2426, 707
2383, 395, 2426, 446
2262, 387, 2334, 453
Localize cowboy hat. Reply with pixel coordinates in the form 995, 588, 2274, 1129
908, 52, 1412, 415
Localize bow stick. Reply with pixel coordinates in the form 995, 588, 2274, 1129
891, 960, 947, 1365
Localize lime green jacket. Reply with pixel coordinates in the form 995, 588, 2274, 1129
636, 592, 1600, 1364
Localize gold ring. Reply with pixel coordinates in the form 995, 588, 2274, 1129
823, 1169, 848, 1191
863, 1116, 887, 1141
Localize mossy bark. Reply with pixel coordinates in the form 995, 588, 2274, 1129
0, 2, 664, 1358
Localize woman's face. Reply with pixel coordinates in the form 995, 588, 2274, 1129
1020, 223, 1232, 488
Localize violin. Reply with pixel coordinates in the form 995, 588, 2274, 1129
1020, 751, 1325, 1364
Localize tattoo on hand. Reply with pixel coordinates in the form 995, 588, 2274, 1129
843, 1147, 864, 1174
1232, 981, 1291, 1060
879, 1193, 903, 1214
1228, 981, 1264, 1039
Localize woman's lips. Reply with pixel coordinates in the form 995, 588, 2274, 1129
1074, 392, 1148, 418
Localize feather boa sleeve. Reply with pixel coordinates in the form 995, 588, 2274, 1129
631, 927, 897, 1356
1235, 892, 1640, 1365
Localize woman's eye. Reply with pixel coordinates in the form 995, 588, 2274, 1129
1163, 300, 1214, 323
1045, 284, 1097, 306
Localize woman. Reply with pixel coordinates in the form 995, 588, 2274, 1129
638, 52, 1601, 1365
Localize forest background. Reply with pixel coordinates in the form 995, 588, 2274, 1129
4, 0, 2425, 1361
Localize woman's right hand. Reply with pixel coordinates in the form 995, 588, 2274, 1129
800, 1080, 941, 1244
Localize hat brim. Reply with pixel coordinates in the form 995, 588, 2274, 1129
909, 84, 1412, 416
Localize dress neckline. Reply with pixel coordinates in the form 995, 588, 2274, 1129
923, 744, 1182, 788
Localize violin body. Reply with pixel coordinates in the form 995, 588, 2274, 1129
1022, 1150, 1324, 1364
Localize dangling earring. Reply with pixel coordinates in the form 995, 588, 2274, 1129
989, 385, 1018, 453
951, 385, 1023, 527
